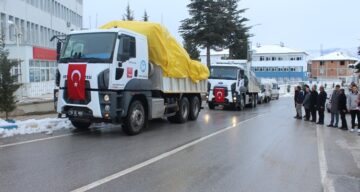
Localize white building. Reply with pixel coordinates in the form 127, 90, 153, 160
0, 0, 83, 98
251, 44, 308, 83
200, 49, 229, 65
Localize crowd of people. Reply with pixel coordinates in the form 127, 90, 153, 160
294, 83, 360, 134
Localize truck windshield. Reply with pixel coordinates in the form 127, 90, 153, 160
59, 32, 117, 63
209, 66, 238, 80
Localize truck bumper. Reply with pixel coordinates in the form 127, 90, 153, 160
55, 90, 127, 124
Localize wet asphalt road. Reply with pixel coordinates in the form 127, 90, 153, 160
0, 98, 324, 192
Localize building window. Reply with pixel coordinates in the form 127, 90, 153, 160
266, 57, 270, 61
29, 60, 57, 82
272, 57, 276, 61
260, 56, 264, 61
340, 61, 345, 66
278, 57, 283, 61
320, 61, 324, 66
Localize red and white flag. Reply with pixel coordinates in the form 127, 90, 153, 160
214, 88, 225, 103
67, 64, 87, 100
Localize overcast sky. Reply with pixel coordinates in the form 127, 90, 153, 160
84, 0, 360, 51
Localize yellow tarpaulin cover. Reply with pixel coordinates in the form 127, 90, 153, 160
100, 21, 209, 83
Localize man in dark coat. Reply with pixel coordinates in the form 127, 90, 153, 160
294, 86, 304, 119
317, 86, 327, 125
302, 85, 311, 121
309, 85, 319, 122
338, 88, 348, 130
294, 87, 300, 118
328, 85, 340, 127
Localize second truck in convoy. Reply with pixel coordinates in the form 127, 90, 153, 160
207, 60, 261, 110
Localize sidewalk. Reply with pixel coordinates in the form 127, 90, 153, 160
318, 125, 360, 192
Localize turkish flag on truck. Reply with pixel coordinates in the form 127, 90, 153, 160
67, 64, 87, 100
214, 88, 225, 103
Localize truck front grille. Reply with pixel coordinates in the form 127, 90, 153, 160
63, 80, 92, 105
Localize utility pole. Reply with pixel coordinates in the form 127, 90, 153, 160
8, 21, 23, 98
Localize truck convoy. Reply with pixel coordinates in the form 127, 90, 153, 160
207, 60, 261, 110
53, 21, 209, 135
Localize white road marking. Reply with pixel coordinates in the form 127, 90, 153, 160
0, 133, 77, 149
316, 126, 336, 192
71, 114, 264, 192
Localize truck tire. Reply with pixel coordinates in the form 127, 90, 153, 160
168, 97, 190, 124
123, 100, 146, 136
208, 102, 215, 110
189, 96, 200, 121
71, 120, 91, 130
253, 94, 257, 108
239, 95, 245, 111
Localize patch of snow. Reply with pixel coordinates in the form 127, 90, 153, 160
0, 119, 14, 127
281, 93, 293, 98
0, 118, 73, 138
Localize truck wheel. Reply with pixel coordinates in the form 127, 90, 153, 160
123, 100, 146, 136
168, 97, 190, 124
208, 102, 215, 110
189, 96, 200, 121
71, 120, 91, 130
253, 95, 257, 108
239, 95, 245, 111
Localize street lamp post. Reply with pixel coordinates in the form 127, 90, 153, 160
8, 20, 23, 98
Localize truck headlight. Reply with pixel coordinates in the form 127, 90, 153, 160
104, 95, 110, 102
55, 91, 59, 98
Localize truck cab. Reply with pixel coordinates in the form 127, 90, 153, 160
207, 63, 259, 110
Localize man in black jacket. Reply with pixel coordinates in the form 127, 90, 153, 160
309, 85, 319, 122
338, 88, 348, 130
317, 86, 327, 125
294, 86, 304, 119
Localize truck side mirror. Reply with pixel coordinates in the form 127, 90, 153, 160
56, 42, 62, 61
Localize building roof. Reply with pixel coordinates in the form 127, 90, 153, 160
253, 44, 307, 55
200, 49, 229, 56
311, 51, 359, 61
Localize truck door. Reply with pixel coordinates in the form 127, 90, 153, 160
238, 69, 247, 93
110, 34, 137, 90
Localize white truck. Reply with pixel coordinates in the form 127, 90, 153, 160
53, 28, 207, 135
258, 78, 272, 104
265, 78, 280, 100
207, 60, 261, 110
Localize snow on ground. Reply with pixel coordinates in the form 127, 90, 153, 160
280, 93, 293, 98
0, 118, 73, 138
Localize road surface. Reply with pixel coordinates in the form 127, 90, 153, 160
0, 98, 345, 192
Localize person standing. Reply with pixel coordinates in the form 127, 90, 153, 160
347, 85, 360, 133
338, 88, 348, 130
294, 86, 304, 119
309, 85, 318, 122
317, 86, 327, 125
303, 85, 311, 121
294, 87, 300, 118
327, 85, 340, 127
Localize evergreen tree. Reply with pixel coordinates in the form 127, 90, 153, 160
143, 10, 149, 22
223, 0, 251, 59
123, 2, 135, 21
0, 35, 20, 120
180, 0, 230, 67
183, 38, 200, 60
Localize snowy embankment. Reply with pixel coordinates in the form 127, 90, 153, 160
0, 118, 72, 138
